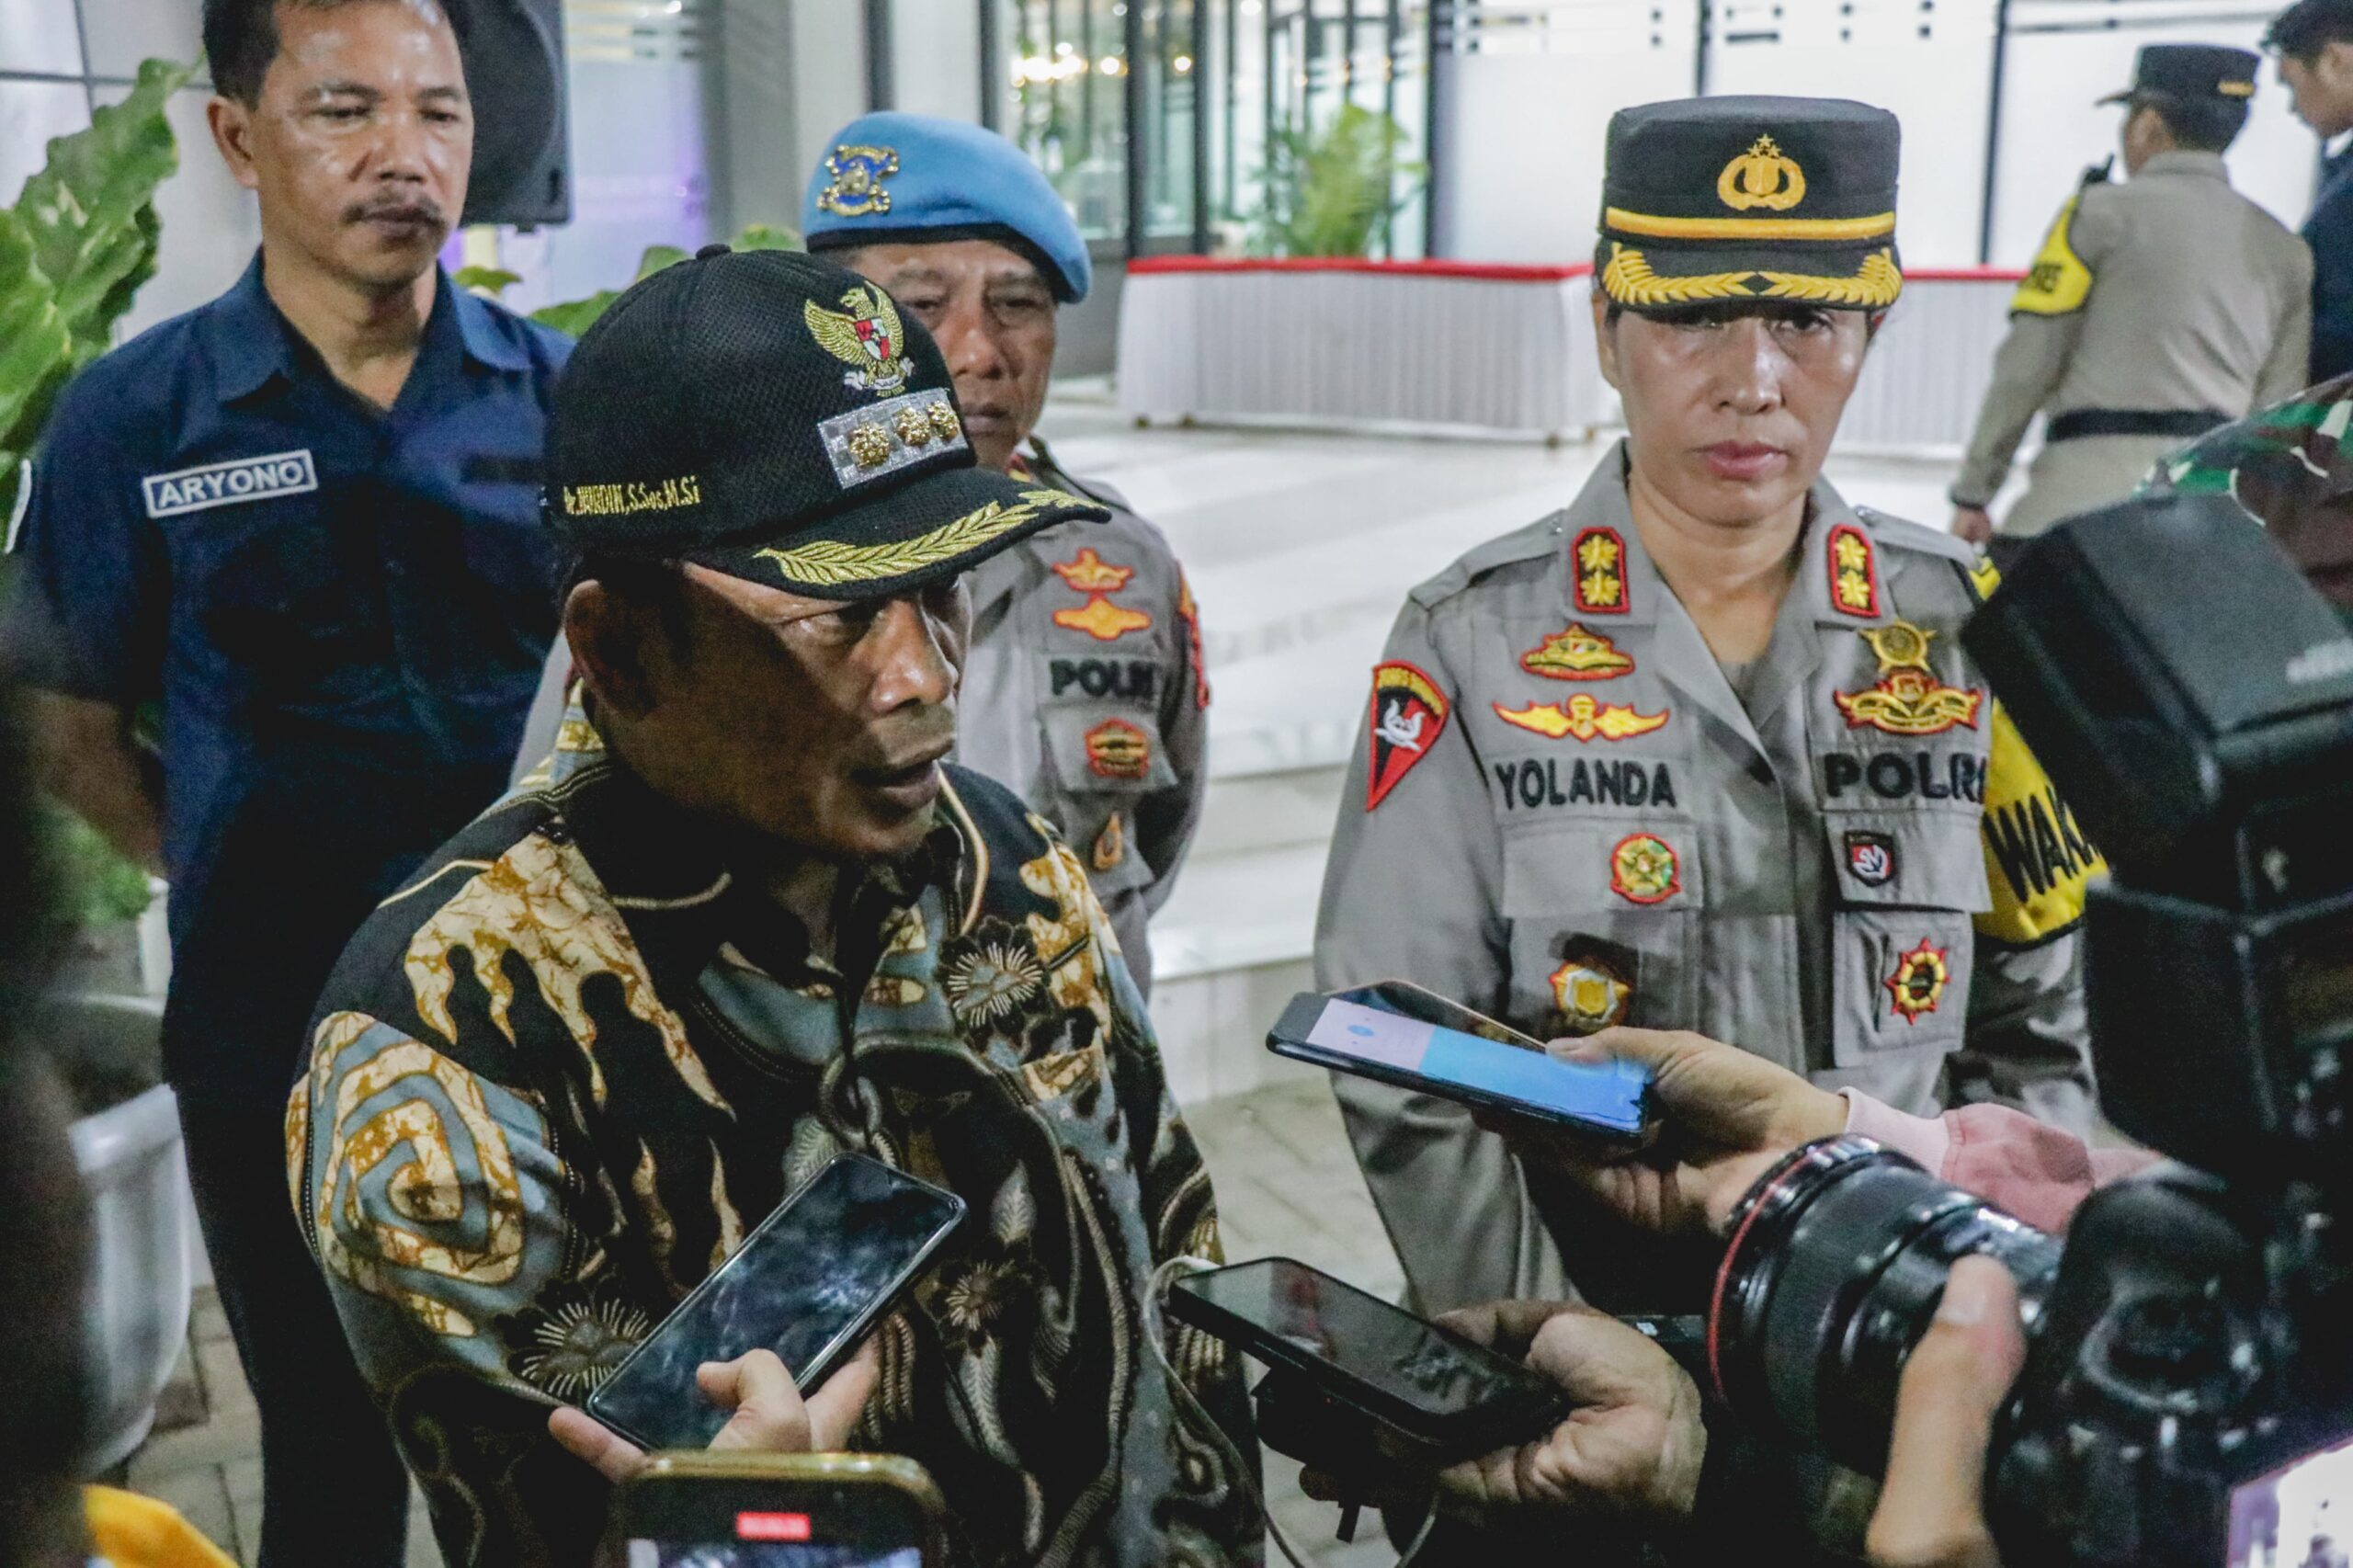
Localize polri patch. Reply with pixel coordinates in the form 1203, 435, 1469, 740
1366, 661, 1450, 810
142, 449, 316, 518
1843, 829, 1896, 887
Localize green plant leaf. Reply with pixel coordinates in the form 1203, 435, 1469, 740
635, 244, 689, 280
453, 264, 523, 296
15, 57, 194, 349
1251, 103, 1425, 259
732, 222, 801, 253
530, 289, 621, 336
0, 210, 73, 523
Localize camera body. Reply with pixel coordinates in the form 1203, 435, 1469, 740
1714, 494, 2353, 1567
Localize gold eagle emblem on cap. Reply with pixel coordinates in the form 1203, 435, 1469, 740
1717, 135, 1807, 212
805, 285, 910, 398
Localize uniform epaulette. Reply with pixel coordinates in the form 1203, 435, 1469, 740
1408, 511, 1563, 611
1853, 505, 1976, 569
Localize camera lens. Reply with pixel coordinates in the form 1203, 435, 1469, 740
1706, 1137, 2063, 1476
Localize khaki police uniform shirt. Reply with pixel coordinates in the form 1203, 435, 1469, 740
1314, 449, 2102, 1312
955, 439, 1209, 995
1957, 152, 2313, 537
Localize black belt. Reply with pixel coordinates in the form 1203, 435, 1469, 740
2045, 407, 2231, 443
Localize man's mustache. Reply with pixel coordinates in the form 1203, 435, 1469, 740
344, 196, 448, 227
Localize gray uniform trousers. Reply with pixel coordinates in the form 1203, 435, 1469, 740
1315, 450, 2099, 1312
1956, 151, 2312, 538
952, 441, 1209, 995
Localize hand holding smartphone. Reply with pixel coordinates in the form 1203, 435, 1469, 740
611, 1451, 946, 1566
1267, 983, 1655, 1148
584, 1154, 965, 1454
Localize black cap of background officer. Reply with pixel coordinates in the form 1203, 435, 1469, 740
544, 244, 1107, 599
1595, 96, 1903, 316
2097, 44, 2261, 148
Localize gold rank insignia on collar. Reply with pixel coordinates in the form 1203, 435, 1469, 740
817, 143, 899, 218
1573, 527, 1631, 615
1826, 522, 1881, 617
1520, 623, 1634, 680
1834, 619, 1985, 737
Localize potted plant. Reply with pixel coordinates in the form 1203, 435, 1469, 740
2, 56, 200, 1472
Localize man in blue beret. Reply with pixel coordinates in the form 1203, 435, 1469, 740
800, 112, 1210, 997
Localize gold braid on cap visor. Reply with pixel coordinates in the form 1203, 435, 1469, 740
1600, 242, 1904, 309
754, 487, 1086, 587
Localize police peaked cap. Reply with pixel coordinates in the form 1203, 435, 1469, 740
1596, 96, 1903, 314
2097, 44, 2261, 107
802, 112, 1093, 303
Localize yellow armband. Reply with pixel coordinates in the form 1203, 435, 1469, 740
1977, 703, 2108, 944
2011, 197, 2095, 317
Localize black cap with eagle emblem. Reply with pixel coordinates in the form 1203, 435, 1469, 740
544, 246, 1107, 600
1596, 96, 1903, 314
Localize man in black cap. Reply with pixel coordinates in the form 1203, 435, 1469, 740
1950, 44, 2310, 558
290, 247, 1258, 1568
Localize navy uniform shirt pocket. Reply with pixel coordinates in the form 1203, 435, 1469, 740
1499, 812, 1702, 1039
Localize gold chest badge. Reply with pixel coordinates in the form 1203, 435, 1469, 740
1608, 833, 1681, 905
1884, 937, 1951, 1023
1520, 623, 1634, 681
816, 143, 899, 218
1051, 546, 1154, 642
1834, 619, 1984, 737
1717, 135, 1807, 212
1494, 693, 1669, 743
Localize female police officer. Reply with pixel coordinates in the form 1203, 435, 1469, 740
1313, 97, 2104, 1313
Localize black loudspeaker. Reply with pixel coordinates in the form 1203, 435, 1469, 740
455, 0, 572, 227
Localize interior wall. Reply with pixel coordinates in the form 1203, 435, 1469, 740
1438, 1, 1701, 264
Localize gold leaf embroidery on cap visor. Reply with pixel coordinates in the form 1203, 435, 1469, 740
756, 488, 1087, 588
1600, 243, 1903, 309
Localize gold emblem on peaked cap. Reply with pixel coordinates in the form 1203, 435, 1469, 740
804, 285, 911, 398
1717, 135, 1808, 213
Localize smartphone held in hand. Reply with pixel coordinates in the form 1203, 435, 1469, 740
585, 1154, 966, 1453
612, 1451, 946, 1566
1268, 983, 1654, 1147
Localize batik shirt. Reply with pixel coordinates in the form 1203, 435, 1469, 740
288, 718, 1257, 1568
2145, 371, 2353, 611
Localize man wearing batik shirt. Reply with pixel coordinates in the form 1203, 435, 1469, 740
2144, 371, 2353, 613
289, 248, 1256, 1568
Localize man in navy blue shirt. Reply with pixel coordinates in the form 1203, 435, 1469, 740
2272, 0, 2353, 380
1, 0, 567, 1561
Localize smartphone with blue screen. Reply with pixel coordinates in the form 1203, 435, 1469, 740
1267, 987, 1654, 1147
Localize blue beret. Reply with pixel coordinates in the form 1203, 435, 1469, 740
801, 113, 1092, 304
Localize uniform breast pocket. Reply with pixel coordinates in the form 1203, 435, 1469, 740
1040, 703, 1173, 894
177, 497, 371, 669
1823, 812, 1985, 1065
1499, 818, 1703, 1037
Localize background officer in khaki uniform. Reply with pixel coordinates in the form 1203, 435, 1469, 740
802, 115, 1208, 996
1316, 97, 2102, 1314
1951, 46, 2312, 556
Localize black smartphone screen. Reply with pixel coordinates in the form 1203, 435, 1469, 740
1168, 1257, 1563, 1448
587, 1155, 965, 1450
620, 1479, 928, 1568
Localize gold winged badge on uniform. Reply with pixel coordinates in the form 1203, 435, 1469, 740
805, 285, 911, 397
